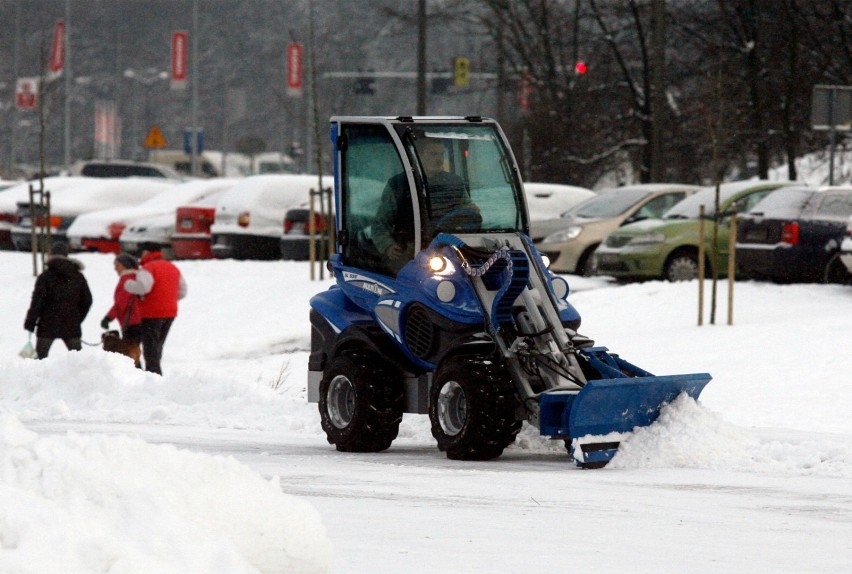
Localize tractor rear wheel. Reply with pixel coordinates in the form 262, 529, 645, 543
429, 356, 521, 460
319, 350, 404, 452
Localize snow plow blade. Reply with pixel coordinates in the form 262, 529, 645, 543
539, 347, 712, 469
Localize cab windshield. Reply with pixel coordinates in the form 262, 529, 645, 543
398, 124, 526, 241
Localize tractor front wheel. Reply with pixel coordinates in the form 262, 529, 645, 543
319, 350, 404, 452
429, 356, 521, 460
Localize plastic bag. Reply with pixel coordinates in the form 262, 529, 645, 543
19, 335, 37, 360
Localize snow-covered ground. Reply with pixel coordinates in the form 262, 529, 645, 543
1, 251, 850, 573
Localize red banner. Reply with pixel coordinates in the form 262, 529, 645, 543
287, 43, 303, 97
49, 21, 65, 74
95, 100, 119, 159
171, 31, 188, 90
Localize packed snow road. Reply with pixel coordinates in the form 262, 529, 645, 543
26, 419, 852, 574
2, 253, 850, 573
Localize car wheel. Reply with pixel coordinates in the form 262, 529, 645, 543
318, 350, 404, 452
429, 356, 521, 461
824, 253, 852, 285
576, 245, 599, 277
664, 251, 699, 282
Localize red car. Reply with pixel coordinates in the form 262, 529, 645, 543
171, 205, 217, 259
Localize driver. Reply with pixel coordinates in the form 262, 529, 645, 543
374, 138, 478, 273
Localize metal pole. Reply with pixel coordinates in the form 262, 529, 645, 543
190, 0, 199, 176
11, 2, 20, 175
64, 0, 72, 170
417, 0, 426, 115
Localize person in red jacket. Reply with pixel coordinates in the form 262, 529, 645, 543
100, 253, 143, 367
124, 243, 187, 375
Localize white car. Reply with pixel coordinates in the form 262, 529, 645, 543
211, 174, 324, 260
6, 177, 176, 252
66, 178, 237, 254
523, 182, 595, 227
0, 176, 83, 249
839, 215, 852, 275
119, 178, 239, 258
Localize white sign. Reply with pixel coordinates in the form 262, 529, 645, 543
15, 77, 39, 111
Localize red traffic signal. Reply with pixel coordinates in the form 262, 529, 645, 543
574, 61, 588, 75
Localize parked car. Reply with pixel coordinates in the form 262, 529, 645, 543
595, 180, 796, 281
69, 159, 183, 180
736, 185, 852, 284
170, 201, 220, 259
523, 183, 595, 224
210, 174, 322, 260
114, 179, 238, 256
838, 215, 852, 276
279, 208, 331, 260
62, 179, 225, 253
0, 176, 84, 250
8, 177, 176, 252
534, 184, 700, 275
147, 150, 220, 178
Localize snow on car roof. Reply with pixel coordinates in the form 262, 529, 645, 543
211, 174, 326, 236
66, 178, 237, 239
523, 183, 596, 223
0, 176, 88, 212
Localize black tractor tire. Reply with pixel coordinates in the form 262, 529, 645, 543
319, 350, 404, 453
664, 250, 700, 282
429, 356, 522, 461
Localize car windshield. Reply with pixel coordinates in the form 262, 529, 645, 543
563, 188, 651, 218
665, 185, 758, 219
745, 187, 813, 218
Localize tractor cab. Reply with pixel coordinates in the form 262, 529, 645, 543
330, 116, 529, 277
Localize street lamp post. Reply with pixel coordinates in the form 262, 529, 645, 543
123, 68, 168, 160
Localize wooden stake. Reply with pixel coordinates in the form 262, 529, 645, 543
698, 204, 705, 326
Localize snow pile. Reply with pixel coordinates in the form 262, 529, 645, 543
0, 349, 319, 433
0, 415, 331, 573
609, 394, 851, 477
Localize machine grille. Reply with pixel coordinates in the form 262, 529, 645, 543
404, 305, 436, 359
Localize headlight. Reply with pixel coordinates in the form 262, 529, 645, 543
543, 225, 583, 243
628, 232, 666, 245
428, 255, 447, 272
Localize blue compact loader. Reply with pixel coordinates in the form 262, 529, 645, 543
307, 116, 711, 468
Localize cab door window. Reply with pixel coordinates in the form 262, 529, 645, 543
340, 125, 413, 276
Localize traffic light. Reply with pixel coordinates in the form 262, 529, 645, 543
354, 77, 375, 95
574, 61, 588, 75
453, 57, 470, 87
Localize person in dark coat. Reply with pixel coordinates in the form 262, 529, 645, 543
23, 243, 93, 359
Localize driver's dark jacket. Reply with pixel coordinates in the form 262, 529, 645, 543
373, 171, 468, 257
